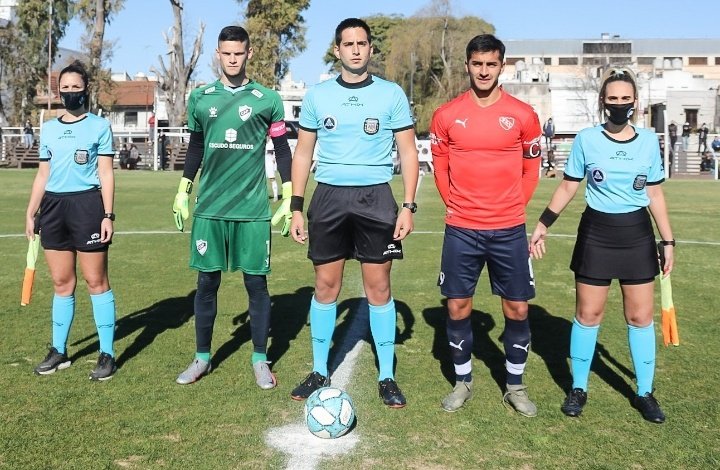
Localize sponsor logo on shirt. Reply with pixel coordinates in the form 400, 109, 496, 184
323, 116, 337, 131
429, 132, 441, 146
238, 105, 252, 122
591, 168, 606, 183
209, 106, 218, 118
343, 95, 363, 107
74, 149, 89, 165
196, 239, 208, 256
363, 118, 380, 135
455, 118, 468, 128
499, 116, 515, 131
225, 128, 238, 143
633, 174, 647, 190
204, 86, 216, 94
251, 89, 264, 99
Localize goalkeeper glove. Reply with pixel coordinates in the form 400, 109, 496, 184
271, 182, 292, 237
173, 177, 193, 231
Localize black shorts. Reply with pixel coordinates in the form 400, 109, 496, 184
39, 189, 110, 252
307, 183, 401, 264
570, 206, 658, 281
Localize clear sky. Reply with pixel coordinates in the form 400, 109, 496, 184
58, 0, 720, 85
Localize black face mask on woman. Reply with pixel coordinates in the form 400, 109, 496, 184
60, 91, 87, 111
604, 103, 634, 125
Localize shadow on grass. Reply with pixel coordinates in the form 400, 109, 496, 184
528, 303, 636, 400
212, 286, 315, 370
422, 299, 505, 391
70, 290, 196, 368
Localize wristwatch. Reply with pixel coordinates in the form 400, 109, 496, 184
103, 212, 116, 221
402, 202, 417, 213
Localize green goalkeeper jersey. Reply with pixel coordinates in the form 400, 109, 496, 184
187, 80, 284, 221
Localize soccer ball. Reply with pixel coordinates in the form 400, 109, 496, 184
304, 387, 356, 439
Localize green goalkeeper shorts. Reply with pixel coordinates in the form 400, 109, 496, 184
189, 217, 271, 274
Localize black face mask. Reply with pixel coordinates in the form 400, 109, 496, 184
604, 103, 634, 125
60, 91, 87, 111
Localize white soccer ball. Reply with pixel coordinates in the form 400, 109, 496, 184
304, 387, 356, 439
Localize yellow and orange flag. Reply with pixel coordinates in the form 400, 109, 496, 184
21, 237, 40, 306
660, 274, 680, 347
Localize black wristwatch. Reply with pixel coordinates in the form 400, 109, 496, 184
402, 202, 417, 213
103, 212, 116, 221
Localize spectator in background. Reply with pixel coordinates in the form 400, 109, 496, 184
701, 150, 715, 172
23, 120, 34, 149
668, 121, 678, 153
697, 123, 708, 154
118, 143, 129, 169
127, 143, 141, 170
158, 130, 168, 170
543, 117, 555, 150
147, 112, 156, 143
711, 135, 720, 158
681, 122, 690, 151
545, 148, 556, 177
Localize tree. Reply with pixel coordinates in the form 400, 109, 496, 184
0, 0, 71, 125
239, 0, 309, 88
384, 2, 493, 132
151, 0, 205, 127
72, 0, 126, 113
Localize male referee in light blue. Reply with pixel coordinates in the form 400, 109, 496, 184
281, 17, 419, 408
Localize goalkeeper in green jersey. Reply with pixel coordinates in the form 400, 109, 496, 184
172, 26, 293, 388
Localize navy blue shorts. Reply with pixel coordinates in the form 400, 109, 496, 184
39, 189, 109, 252
438, 224, 535, 301
307, 183, 401, 264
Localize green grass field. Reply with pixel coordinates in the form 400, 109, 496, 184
1, 169, 718, 469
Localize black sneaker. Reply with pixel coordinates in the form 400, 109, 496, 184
89, 352, 117, 381
634, 392, 666, 424
290, 371, 329, 400
378, 378, 406, 408
34, 347, 71, 375
561, 388, 587, 417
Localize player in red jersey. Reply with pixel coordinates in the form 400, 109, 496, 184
430, 34, 542, 416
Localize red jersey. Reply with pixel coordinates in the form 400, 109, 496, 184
430, 89, 542, 230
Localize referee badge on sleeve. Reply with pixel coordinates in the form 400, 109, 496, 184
74, 149, 89, 165
633, 174, 647, 190
363, 118, 379, 135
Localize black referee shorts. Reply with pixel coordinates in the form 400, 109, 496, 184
39, 189, 109, 252
307, 183, 401, 264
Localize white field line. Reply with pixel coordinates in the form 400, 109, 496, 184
265, 282, 369, 468
2, 230, 720, 247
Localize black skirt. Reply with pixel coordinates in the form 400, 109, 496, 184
570, 206, 659, 280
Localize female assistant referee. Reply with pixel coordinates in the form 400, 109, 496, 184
529, 66, 674, 423
25, 60, 118, 381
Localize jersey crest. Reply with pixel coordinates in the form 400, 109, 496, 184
499, 116, 515, 130
239, 105, 252, 122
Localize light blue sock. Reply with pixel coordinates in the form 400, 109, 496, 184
91, 290, 116, 357
570, 318, 600, 391
52, 294, 75, 354
310, 296, 336, 377
628, 322, 656, 396
369, 298, 397, 381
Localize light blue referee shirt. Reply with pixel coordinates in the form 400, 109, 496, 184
299, 75, 414, 186
564, 125, 664, 213
39, 113, 114, 193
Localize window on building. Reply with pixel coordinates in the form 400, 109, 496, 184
559, 57, 579, 65
505, 57, 523, 65
125, 111, 138, 127
637, 57, 656, 65
583, 42, 632, 54
583, 57, 606, 66
543, 57, 551, 65
292, 105, 301, 119
716, 57, 720, 65
688, 57, 708, 66
610, 56, 632, 65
